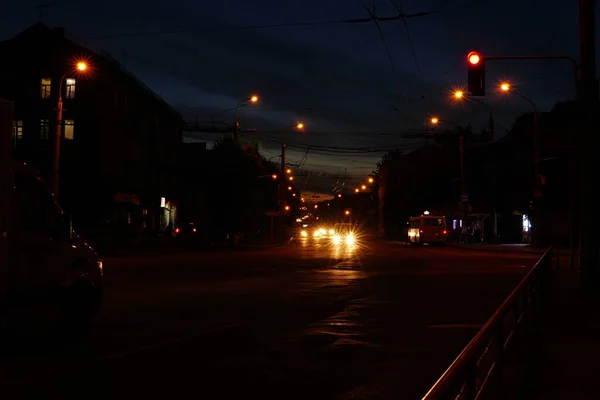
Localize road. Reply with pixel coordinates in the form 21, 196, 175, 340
0, 237, 540, 400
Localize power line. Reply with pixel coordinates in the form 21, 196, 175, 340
80, 4, 468, 40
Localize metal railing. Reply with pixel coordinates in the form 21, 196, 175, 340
422, 247, 554, 400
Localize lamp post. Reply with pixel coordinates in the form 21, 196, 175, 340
430, 117, 469, 232
51, 61, 87, 199
500, 83, 541, 245
233, 95, 258, 138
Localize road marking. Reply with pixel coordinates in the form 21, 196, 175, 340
100, 320, 247, 362
428, 324, 482, 329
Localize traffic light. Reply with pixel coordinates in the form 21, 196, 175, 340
467, 51, 486, 96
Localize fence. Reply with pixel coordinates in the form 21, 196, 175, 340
422, 247, 554, 400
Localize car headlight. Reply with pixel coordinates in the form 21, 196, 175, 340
319, 228, 326, 234
346, 234, 355, 245
333, 235, 341, 245
314, 230, 321, 238
301, 230, 308, 237
329, 229, 335, 235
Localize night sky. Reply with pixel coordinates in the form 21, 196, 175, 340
0, 0, 588, 194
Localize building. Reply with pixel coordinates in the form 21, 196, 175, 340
0, 23, 183, 240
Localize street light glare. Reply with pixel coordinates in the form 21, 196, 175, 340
500, 83, 511, 91
296, 123, 304, 129
368, 177, 374, 183
250, 95, 258, 102
76, 62, 87, 71
430, 117, 439, 124
454, 90, 463, 99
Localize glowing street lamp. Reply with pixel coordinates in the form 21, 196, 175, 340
361, 184, 367, 190
51, 60, 89, 199
500, 82, 511, 92
296, 123, 304, 129
355, 188, 359, 193
368, 177, 374, 184
453, 90, 464, 99
234, 94, 259, 137
430, 117, 439, 125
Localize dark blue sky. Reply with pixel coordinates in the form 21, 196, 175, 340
0, 0, 590, 194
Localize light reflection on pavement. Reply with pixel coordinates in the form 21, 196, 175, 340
0, 238, 540, 400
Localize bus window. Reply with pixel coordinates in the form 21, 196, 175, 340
423, 218, 444, 227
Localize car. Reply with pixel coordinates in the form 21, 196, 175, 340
331, 223, 358, 246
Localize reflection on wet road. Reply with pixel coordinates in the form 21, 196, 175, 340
0, 239, 540, 399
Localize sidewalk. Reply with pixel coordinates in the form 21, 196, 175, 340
520, 267, 600, 399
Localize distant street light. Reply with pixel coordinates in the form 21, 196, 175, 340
453, 90, 464, 99
51, 60, 88, 199
368, 177, 374, 184
296, 123, 304, 129
430, 117, 439, 125
355, 188, 359, 193
361, 184, 367, 190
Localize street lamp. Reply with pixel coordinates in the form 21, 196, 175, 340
453, 90, 464, 99
51, 60, 88, 199
500, 82, 541, 243
368, 177, 374, 184
361, 184, 367, 190
296, 123, 304, 130
428, 117, 467, 221
233, 95, 259, 138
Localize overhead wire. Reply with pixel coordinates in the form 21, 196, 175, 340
79, 4, 471, 40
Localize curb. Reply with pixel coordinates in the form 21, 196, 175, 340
445, 242, 546, 254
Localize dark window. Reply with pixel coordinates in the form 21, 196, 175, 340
14, 173, 63, 238
40, 119, 50, 140
410, 220, 420, 228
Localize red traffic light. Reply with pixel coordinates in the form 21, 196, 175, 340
468, 51, 481, 65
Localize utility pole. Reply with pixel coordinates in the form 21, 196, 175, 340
279, 142, 287, 234
577, 0, 600, 296
459, 128, 468, 226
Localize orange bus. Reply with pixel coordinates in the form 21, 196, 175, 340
407, 213, 447, 245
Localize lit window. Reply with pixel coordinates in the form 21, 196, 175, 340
12, 120, 23, 147
522, 215, 531, 232
40, 78, 51, 98
65, 78, 76, 99
40, 119, 50, 140
64, 119, 74, 140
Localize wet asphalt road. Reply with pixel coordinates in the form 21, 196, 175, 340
0, 238, 540, 400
